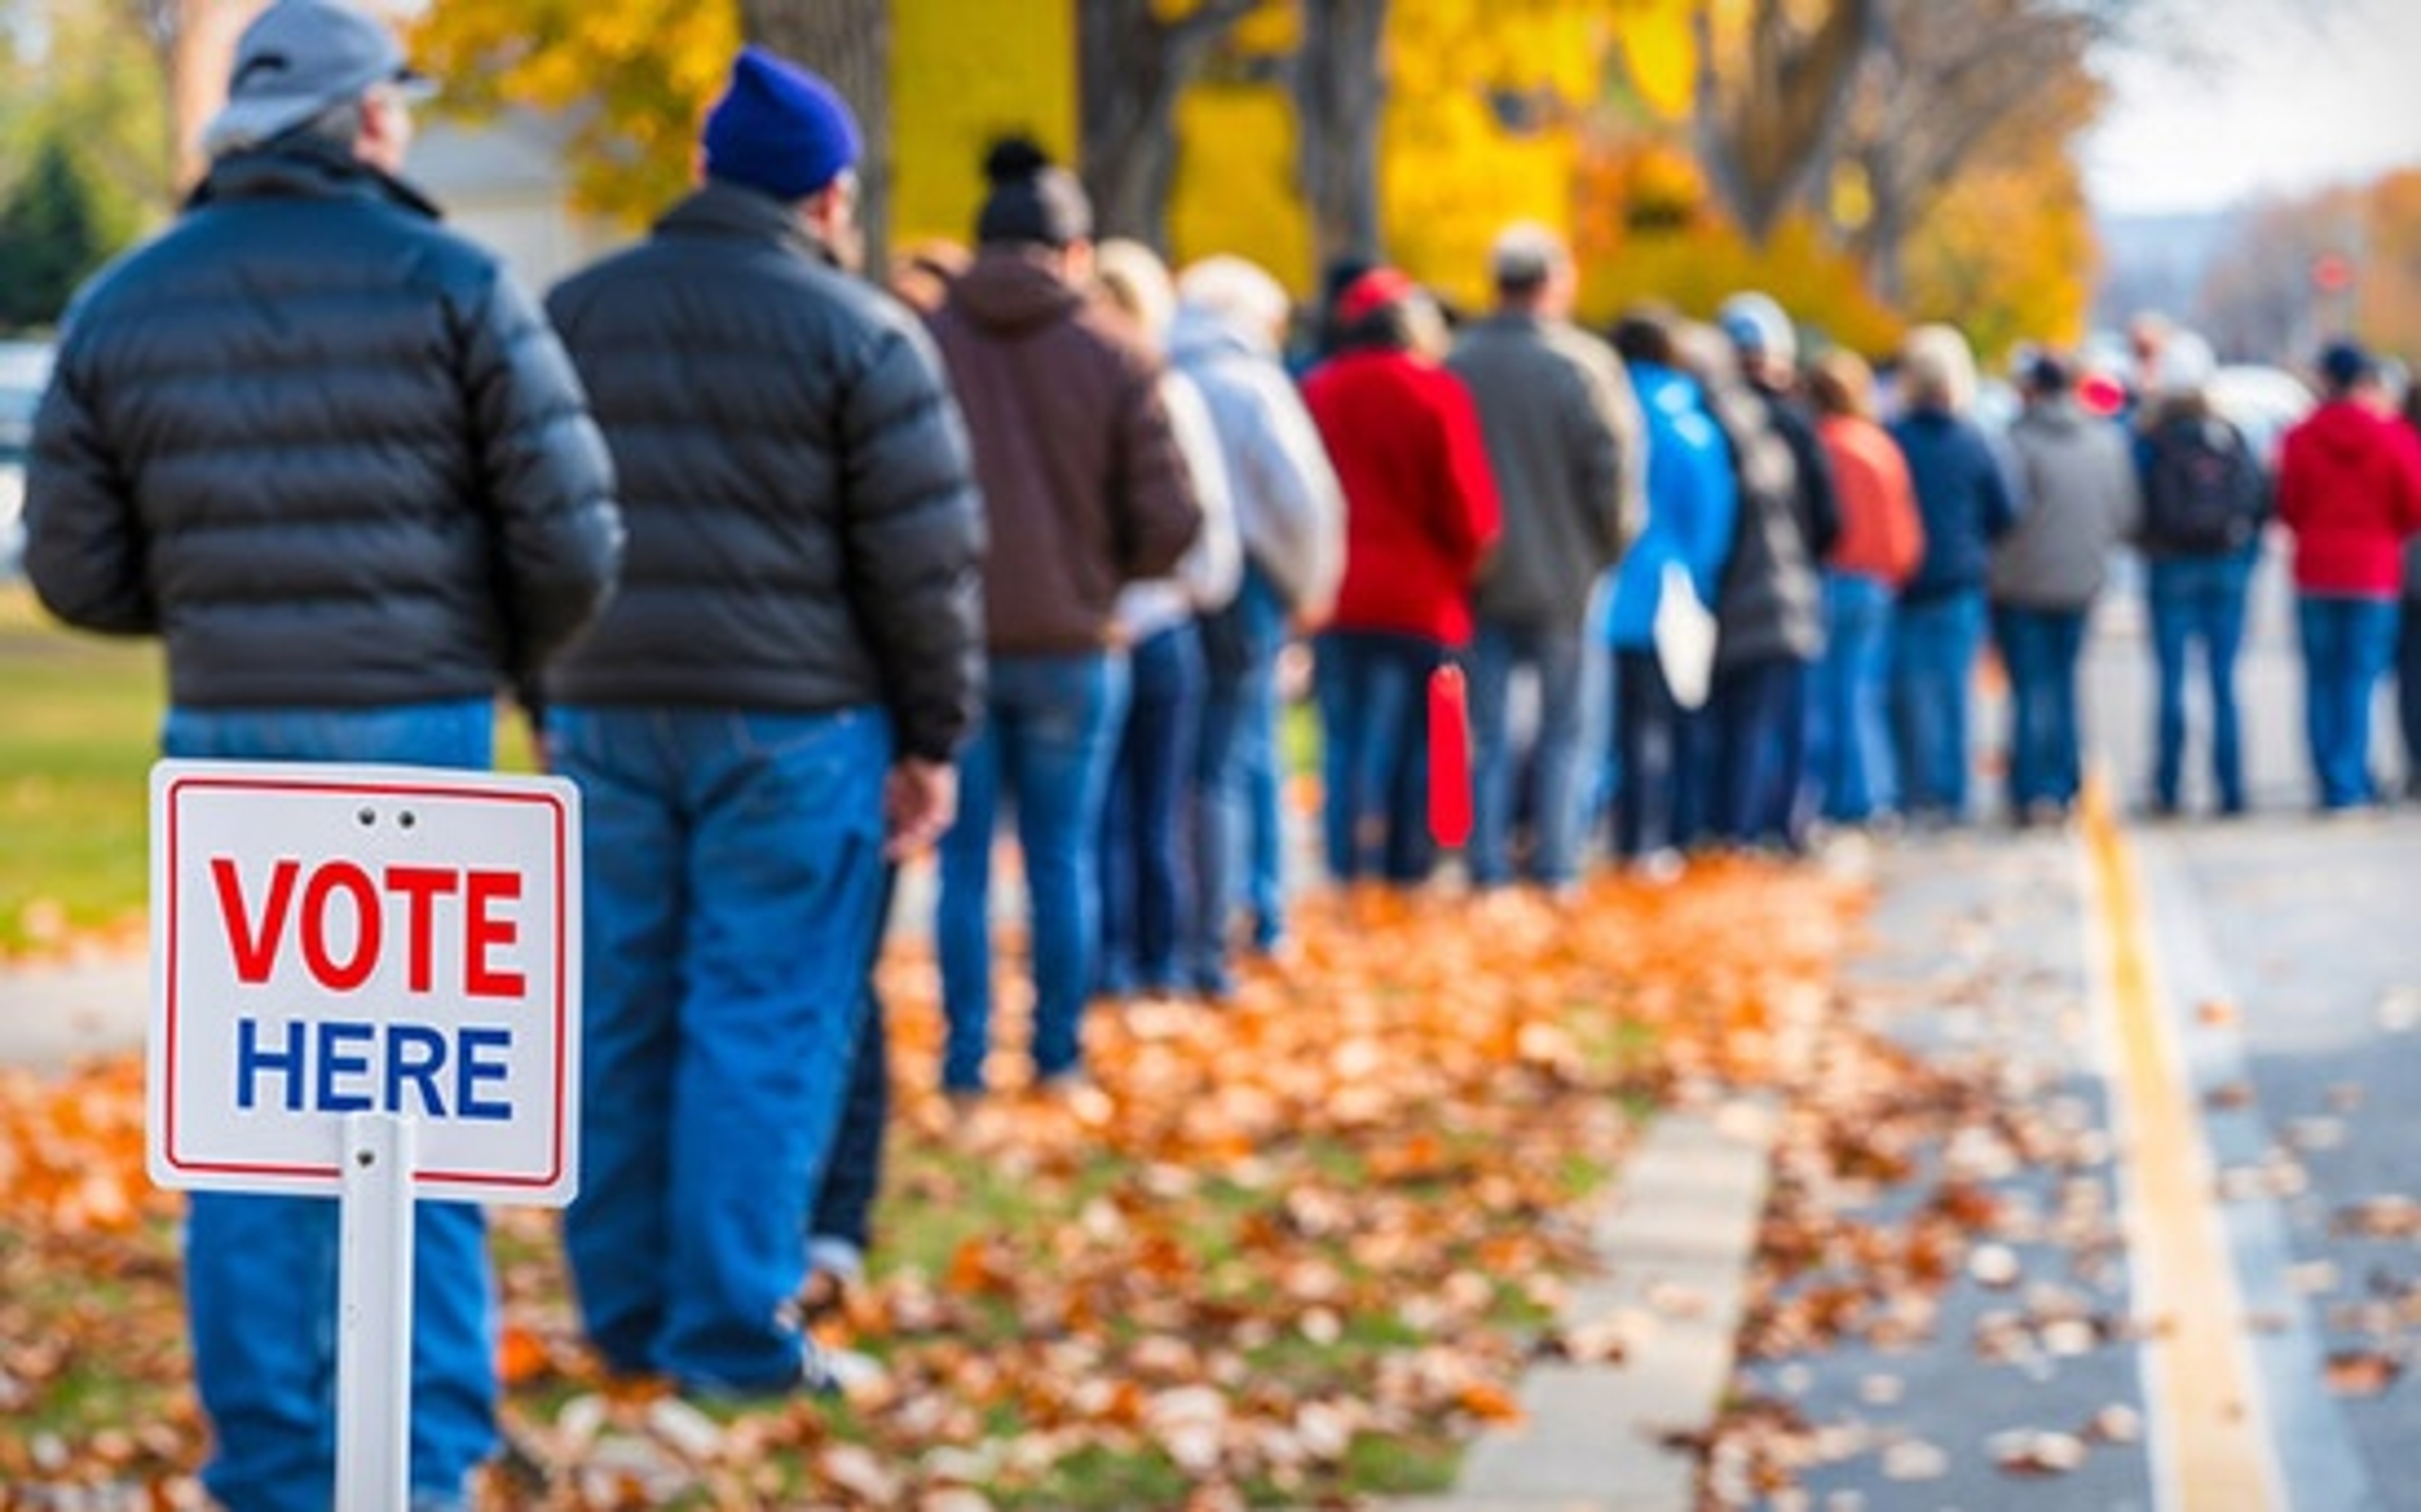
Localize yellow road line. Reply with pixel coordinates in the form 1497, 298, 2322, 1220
2078, 775, 2275, 1511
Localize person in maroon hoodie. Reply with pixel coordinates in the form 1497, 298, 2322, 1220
924, 139, 1202, 1094
1302, 267, 1502, 884
2275, 340, 2421, 811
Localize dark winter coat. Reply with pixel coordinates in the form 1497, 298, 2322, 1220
543, 183, 984, 761
26, 141, 622, 710
926, 246, 1201, 655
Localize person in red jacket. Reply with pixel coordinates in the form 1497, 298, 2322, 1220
1303, 268, 1502, 884
2275, 340, 2421, 810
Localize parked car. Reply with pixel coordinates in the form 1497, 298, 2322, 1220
0, 340, 57, 575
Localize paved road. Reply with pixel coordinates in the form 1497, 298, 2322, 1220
1711, 549, 2419, 1511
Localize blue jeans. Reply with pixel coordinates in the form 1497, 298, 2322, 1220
1314, 629, 1446, 884
2401, 598, 2421, 795
1192, 567, 1289, 990
1100, 623, 1204, 994
1709, 655, 1812, 848
552, 705, 890, 1393
1811, 572, 1898, 822
811, 867, 897, 1259
1890, 589, 1987, 822
2297, 594, 2399, 809
1467, 620, 1589, 886
2146, 553, 2254, 812
1992, 603, 2091, 811
1607, 648, 1709, 857
938, 651, 1128, 1091
161, 700, 498, 1512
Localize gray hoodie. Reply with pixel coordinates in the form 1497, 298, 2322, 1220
1990, 395, 2141, 610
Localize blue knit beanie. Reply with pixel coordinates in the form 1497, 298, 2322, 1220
702, 46, 859, 200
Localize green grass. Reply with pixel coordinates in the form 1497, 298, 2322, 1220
0, 584, 162, 954
0, 582, 543, 955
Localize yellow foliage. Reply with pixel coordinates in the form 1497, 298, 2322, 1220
2357, 169, 2421, 358
890, 0, 1077, 250
408, 0, 737, 221
1168, 83, 1313, 295
1900, 154, 2096, 369
1582, 213, 1904, 357
1613, 2, 1699, 120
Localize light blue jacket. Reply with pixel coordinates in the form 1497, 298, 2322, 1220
1603, 363, 1738, 649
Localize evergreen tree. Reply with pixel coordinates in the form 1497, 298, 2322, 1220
0, 134, 110, 332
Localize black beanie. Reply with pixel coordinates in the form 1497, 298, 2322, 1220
974, 137, 1092, 248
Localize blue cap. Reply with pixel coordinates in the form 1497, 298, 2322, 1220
702, 46, 860, 201
1717, 291, 1796, 366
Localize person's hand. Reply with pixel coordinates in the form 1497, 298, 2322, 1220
884, 758, 957, 860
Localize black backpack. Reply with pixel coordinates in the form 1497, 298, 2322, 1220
2145, 417, 2264, 556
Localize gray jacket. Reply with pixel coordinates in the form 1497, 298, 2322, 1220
1448, 312, 1643, 630
1991, 396, 2140, 610
1168, 306, 1344, 621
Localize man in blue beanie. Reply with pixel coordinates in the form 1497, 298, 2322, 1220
542, 44, 984, 1396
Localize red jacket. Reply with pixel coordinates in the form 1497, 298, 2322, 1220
2276, 400, 2421, 597
1818, 414, 1924, 585
1303, 349, 1501, 645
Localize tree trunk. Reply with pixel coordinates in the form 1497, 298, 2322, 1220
1077, 0, 1255, 251
1690, 0, 1879, 246
740, 0, 892, 277
1293, 0, 1389, 281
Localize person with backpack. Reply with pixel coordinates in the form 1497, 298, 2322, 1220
2274, 340, 2421, 811
2132, 330, 2268, 817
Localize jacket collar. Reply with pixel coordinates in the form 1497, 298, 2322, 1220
655, 180, 840, 269
187, 137, 442, 221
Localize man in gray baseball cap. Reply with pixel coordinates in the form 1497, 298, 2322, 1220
202, 0, 436, 156
26, 2, 620, 1510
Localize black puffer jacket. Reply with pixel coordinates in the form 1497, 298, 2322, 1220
26, 141, 622, 709
543, 185, 985, 761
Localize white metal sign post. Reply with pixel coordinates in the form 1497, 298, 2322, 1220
150, 761, 583, 1512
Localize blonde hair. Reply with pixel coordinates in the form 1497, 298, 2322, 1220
1093, 238, 1177, 347
1900, 323, 1978, 414
1806, 349, 1876, 420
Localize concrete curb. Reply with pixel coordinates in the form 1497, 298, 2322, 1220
1390, 1097, 1780, 1512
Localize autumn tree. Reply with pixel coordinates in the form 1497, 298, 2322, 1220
1690, 0, 1879, 246
1291, 0, 1391, 275
1076, 0, 1260, 250
1831, 0, 2103, 307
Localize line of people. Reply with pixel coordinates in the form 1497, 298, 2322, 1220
23, 5, 2421, 1506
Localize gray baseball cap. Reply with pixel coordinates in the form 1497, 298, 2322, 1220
202, 0, 435, 155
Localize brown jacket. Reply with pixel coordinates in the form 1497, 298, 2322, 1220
926, 246, 1201, 654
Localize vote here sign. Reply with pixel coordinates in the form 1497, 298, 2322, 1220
150, 762, 582, 1206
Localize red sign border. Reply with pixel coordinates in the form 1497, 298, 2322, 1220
160, 771, 573, 1194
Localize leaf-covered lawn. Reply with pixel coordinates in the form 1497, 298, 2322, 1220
0, 862, 1853, 1508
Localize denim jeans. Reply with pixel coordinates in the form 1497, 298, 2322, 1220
1890, 589, 1987, 822
2401, 597, 2421, 795
160, 700, 498, 1512
1192, 568, 1289, 991
1811, 572, 1898, 822
1708, 654, 1812, 848
2297, 594, 2399, 809
1314, 629, 1446, 885
810, 867, 897, 1259
552, 705, 890, 1394
938, 651, 1128, 1091
1100, 623, 1204, 995
1606, 649, 1709, 857
2145, 553, 2255, 812
1467, 620, 1589, 886
1992, 603, 2091, 812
